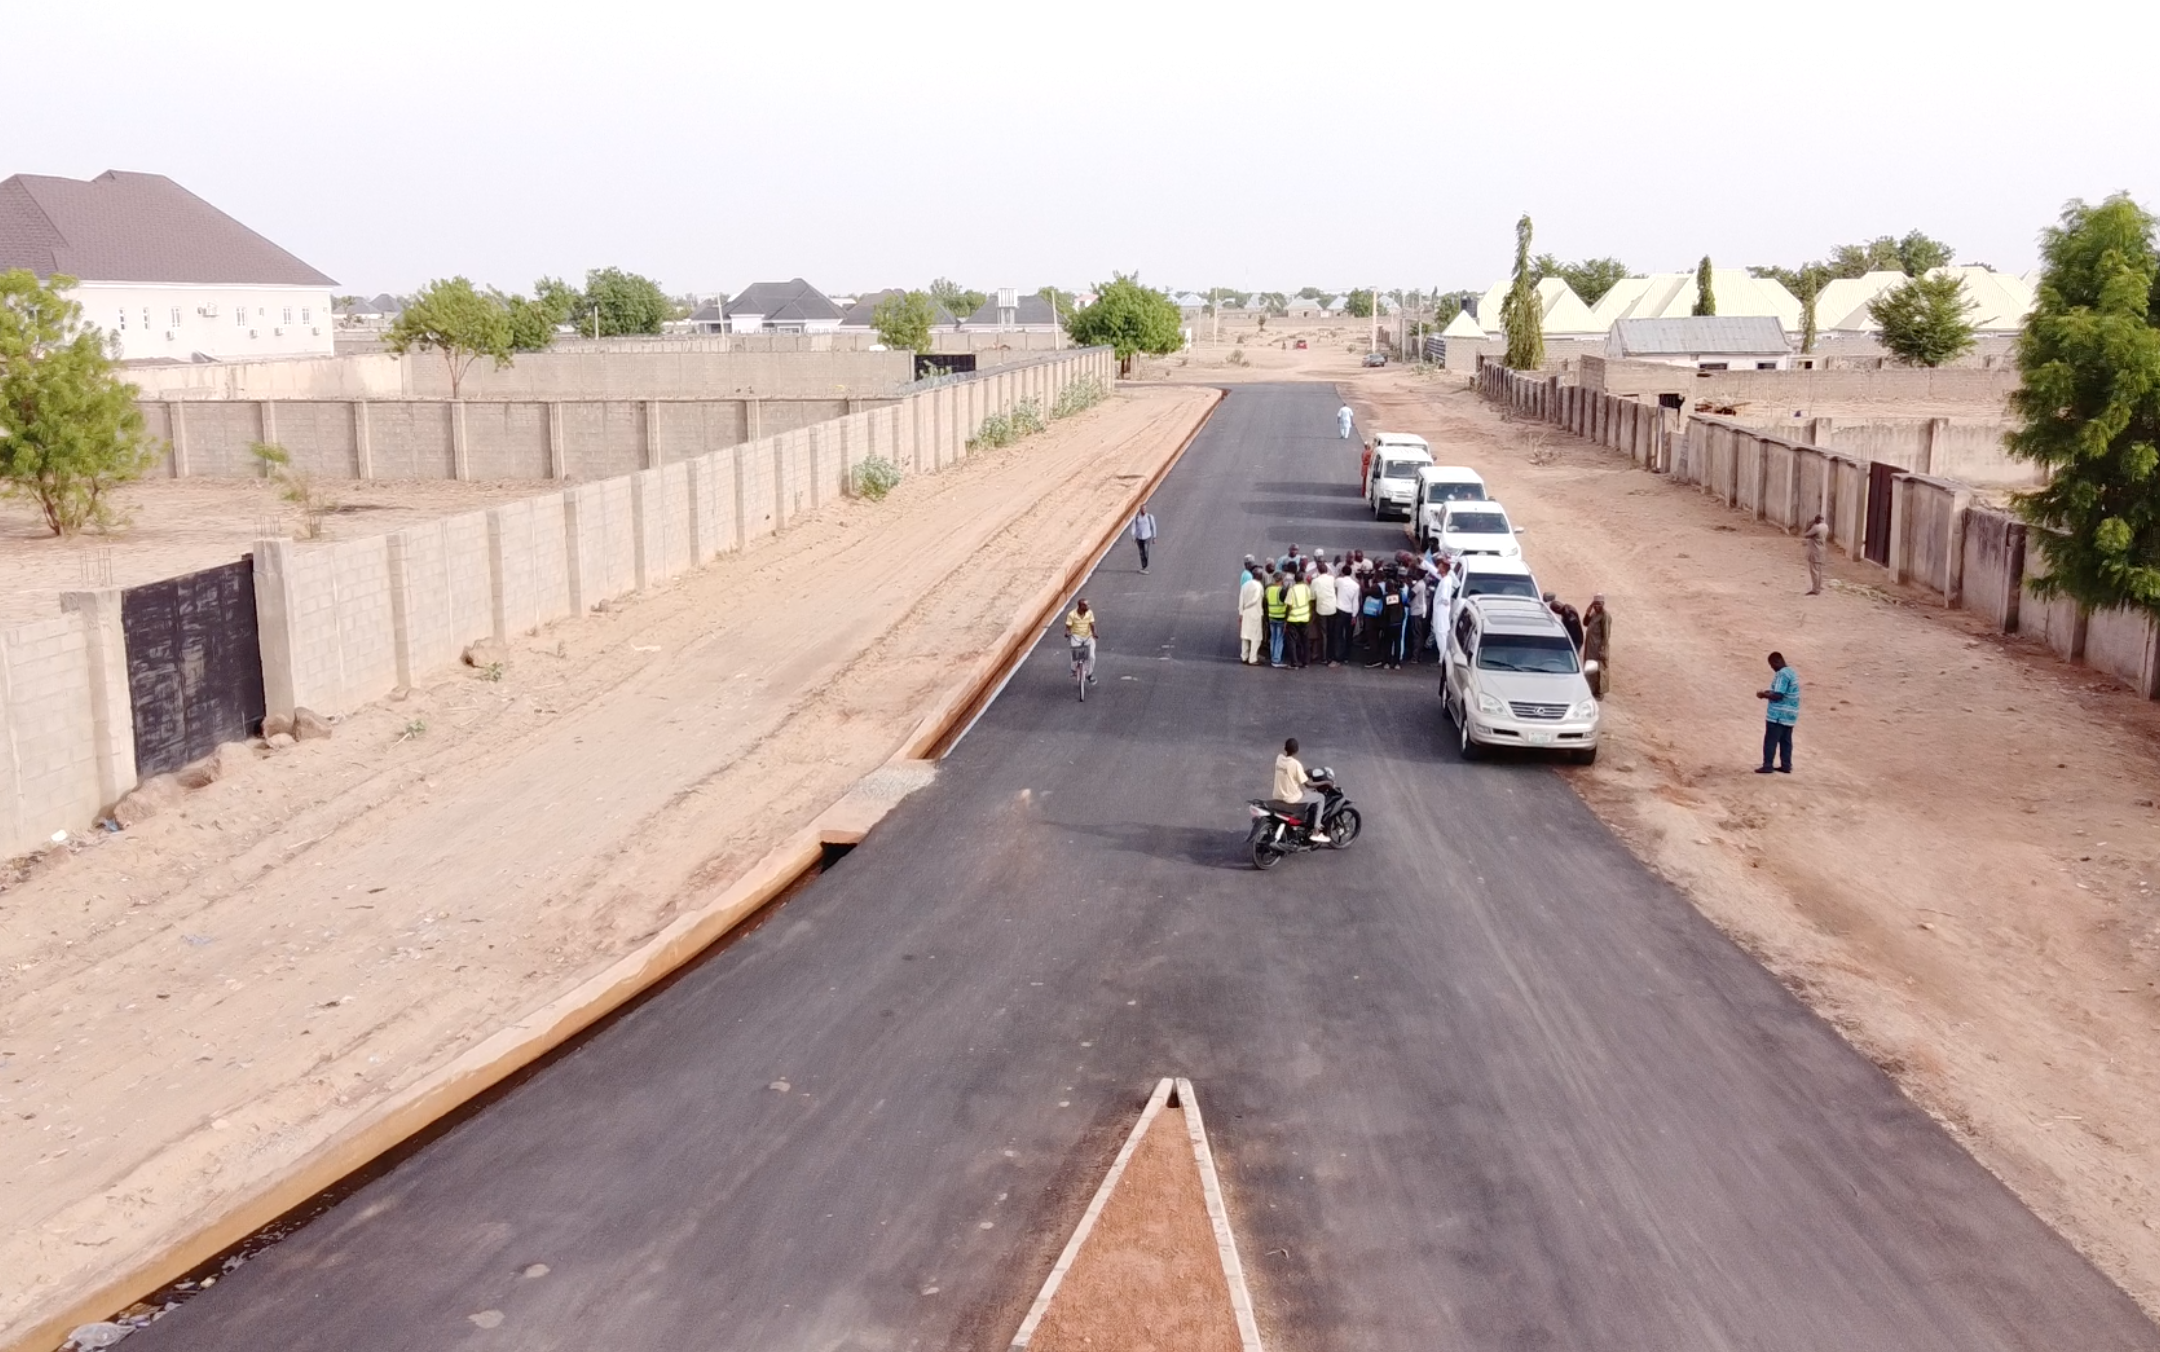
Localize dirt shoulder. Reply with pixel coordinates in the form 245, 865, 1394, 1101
1350, 370, 2160, 1319
0, 385, 1218, 1341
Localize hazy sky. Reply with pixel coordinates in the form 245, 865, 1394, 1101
16, 0, 2157, 298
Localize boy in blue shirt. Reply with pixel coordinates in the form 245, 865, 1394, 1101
1755, 651, 1799, 773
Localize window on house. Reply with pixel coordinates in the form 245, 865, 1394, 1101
283, 307, 293, 325
170, 307, 183, 328
118, 308, 127, 330
301, 306, 311, 323
1756, 361, 1778, 370
1697, 361, 1729, 371
236, 306, 247, 327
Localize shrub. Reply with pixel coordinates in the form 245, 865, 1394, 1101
1052, 376, 1108, 419
250, 441, 337, 538
969, 412, 1016, 450
1226, 348, 1248, 367
1012, 397, 1047, 436
849, 453, 903, 501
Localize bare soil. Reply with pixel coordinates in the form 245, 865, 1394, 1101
1029, 1105, 1240, 1352
0, 478, 549, 626
1347, 366, 2160, 1318
0, 386, 1218, 1339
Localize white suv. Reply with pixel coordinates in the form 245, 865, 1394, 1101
1441, 595, 1600, 763
1431, 500, 1522, 562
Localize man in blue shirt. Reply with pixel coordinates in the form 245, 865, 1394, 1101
1755, 651, 1799, 773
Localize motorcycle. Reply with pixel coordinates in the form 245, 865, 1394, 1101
1245, 768, 1362, 870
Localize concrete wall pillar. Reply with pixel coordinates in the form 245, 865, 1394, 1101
165, 400, 190, 478
451, 400, 471, 480
745, 398, 763, 442
772, 440, 789, 529
807, 425, 823, 510
1924, 417, 1946, 476
630, 469, 658, 588
644, 399, 662, 469
252, 538, 300, 719
730, 444, 749, 550
559, 491, 588, 617
385, 529, 418, 688
58, 588, 136, 808
259, 400, 278, 450
353, 400, 374, 480
1944, 489, 1973, 608
547, 401, 567, 479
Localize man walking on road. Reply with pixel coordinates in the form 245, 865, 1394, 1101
1755, 651, 1799, 773
1132, 502, 1157, 574
1338, 403, 1354, 440
1803, 513, 1829, 594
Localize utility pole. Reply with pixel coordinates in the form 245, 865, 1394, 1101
1369, 287, 1378, 355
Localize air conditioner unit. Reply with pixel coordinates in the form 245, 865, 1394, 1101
165, 330, 177, 340
311, 326, 321, 336
197, 305, 218, 318
249, 329, 259, 338
274, 327, 284, 336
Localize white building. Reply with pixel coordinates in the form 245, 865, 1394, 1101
958, 290, 1060, 333
1609, 316, 1791, 370
0, 170, 337, 362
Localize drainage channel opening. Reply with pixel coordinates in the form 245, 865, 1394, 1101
819, 840, 857, 870
87, 846, 844, 1341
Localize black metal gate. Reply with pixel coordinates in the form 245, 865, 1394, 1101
122, 558, 266, 777
1864, 462, 1897, 567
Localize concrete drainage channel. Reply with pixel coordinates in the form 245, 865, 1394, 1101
35, 388, 1225, 1352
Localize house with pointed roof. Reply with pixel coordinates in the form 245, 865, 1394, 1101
1470, 277, 1603, 337
722, 278, 843, 334
960, 294, 1061, 333
0, 169, 338, 361
837, 289, 959, 333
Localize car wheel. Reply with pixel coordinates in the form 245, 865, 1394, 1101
1459, 710, 1481, 761
1571, 746, 1598, 766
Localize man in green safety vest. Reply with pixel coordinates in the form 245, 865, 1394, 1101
1264, 569, 1288, 668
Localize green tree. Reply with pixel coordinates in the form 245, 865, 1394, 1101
1295, 286, 1326, 300
2009, 194, 2160, 614
384, 277, 512, 396
496, 276, 578, 353
1867, 272, 1976, 367
871, 290, 938, 351
1532, 255, 1632, 306
928, 278, 987, 328
1895, 230, 1956, 276
1036, 286, 1079, 318
1064, 273, 1184, 374
1692, 256, 1716, 316
0, 270, 160, 535
1344, 289, 1375, 318
1824, 232, 1955, 279
1501, 215, 1543, 370
1256, 291, 1289, 315
581, 267, 671, 336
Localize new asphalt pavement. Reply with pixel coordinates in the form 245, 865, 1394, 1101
132, 382, 2157, 1351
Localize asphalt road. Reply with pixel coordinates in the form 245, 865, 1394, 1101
134, 383, 2156, 1351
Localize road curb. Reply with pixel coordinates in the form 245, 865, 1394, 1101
1177, 1077, 1266, 1352
11, 386, 1225, 1352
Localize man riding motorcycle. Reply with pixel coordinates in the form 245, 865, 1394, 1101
1272, 737, 1329, 843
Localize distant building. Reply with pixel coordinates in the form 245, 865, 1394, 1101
838, 289, 958, 333
1284, 296, 1327, 317
959, 292, 1060, 333
722, 278, 843, 335
685, 298, 727, 334
1608, 316, 1790, 370
333, 293, 402, 329
1814, 266, 2033, 336
0, 169, 338, 362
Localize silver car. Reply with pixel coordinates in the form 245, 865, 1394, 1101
1441, 595, 1601, 764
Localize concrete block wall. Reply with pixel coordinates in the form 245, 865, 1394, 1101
0, 613, 105, 859
1479, 358, 2160, 702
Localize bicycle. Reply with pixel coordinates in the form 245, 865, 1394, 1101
1070, 637, 1095, 701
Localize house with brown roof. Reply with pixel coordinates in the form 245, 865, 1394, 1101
0, 169, 338, 362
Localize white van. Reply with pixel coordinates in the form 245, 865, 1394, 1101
1365, 435, 1433, 519
1442, 595, 1601, 764
1431, 500, 1523, 562
1410, 466, 1488, 547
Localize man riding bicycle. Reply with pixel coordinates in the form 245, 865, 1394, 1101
1065, 598, 1098, 686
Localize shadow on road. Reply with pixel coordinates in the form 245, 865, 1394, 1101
1056, 820, 1251, 870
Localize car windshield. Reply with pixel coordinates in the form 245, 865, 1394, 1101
1462, 574, 1538, 600
1425, 481, 1484, 504
1446, 511, 1509, 534
1382, 460, 1423, 479
1476, 633, 1579, 674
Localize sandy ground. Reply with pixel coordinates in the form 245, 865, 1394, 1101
1029, 1104, 1239, 1352
0, 385, 1217, 1339
0, 479, 550, 626
1340, 367, 2160, 1318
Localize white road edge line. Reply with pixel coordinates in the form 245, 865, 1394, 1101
1178, 1077, 1266, 1352
1008, 1077, 1176, 1351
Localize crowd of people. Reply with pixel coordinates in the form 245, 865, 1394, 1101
1233, 545, 1610, 690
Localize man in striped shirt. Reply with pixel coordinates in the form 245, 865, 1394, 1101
1755, 651, 1799, 773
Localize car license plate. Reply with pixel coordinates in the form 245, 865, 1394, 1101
1524, 731, 1554, 746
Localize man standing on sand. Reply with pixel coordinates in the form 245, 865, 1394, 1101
1803, 513, 1829, 595
1581, 594, 1611, 697
1238, 566, 1265, 665
1132, 502, 1157, 574
1338, 403, 1354, 440
1755, 651, 1799, 773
